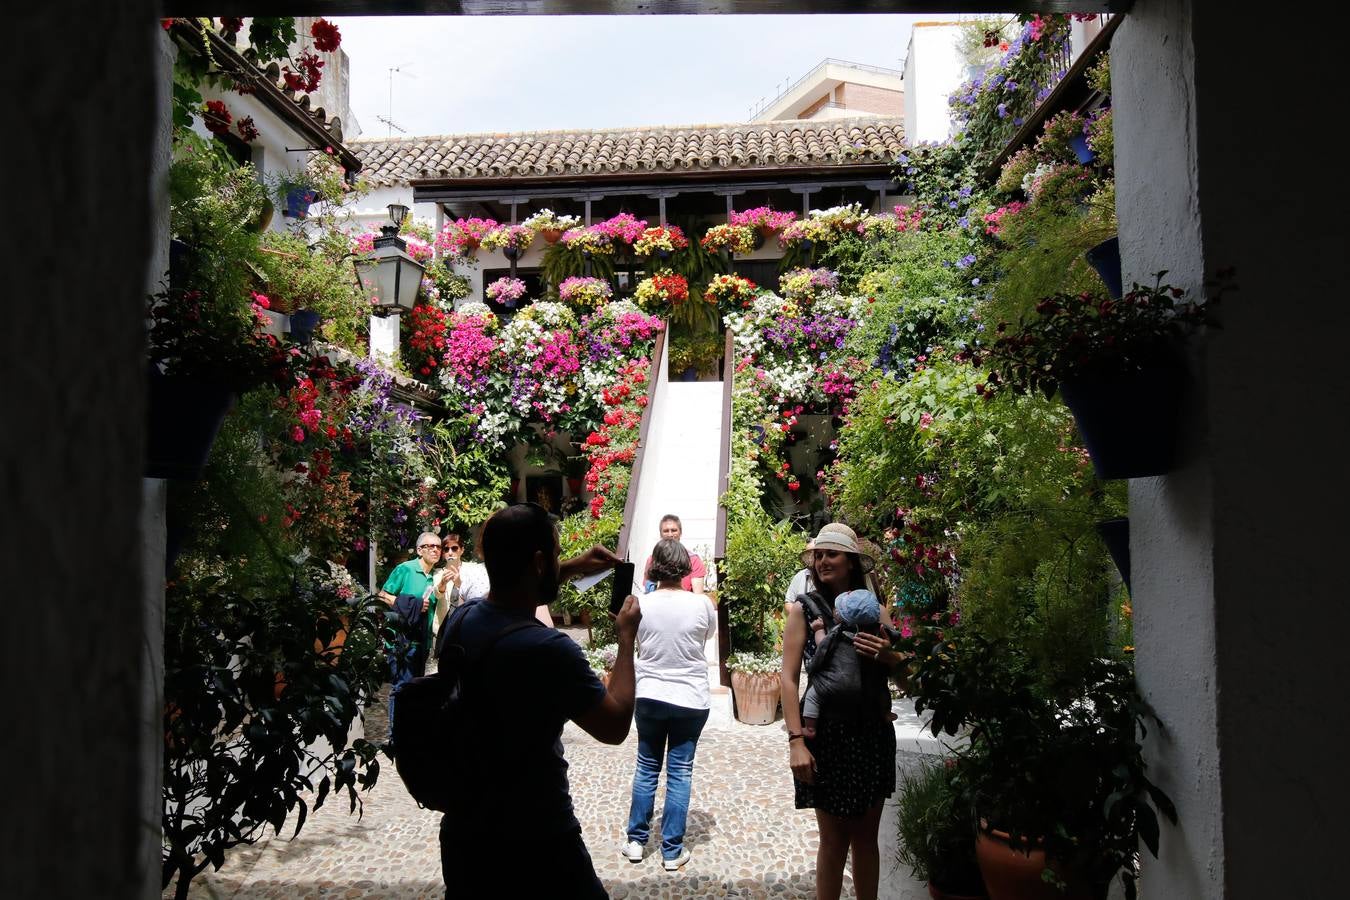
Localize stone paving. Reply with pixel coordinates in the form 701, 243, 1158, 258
164, 626, 935, 899
167, 702, 883, 899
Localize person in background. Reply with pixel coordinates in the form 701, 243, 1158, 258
378, 532, 442, 726
620, 539, 718, 871
642, 514, 705, 593
434, 525, 553, 633
780, 523, 906, 900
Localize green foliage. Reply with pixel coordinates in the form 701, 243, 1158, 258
906, 635, 1174, 900
722, 510, 806, 654
895, 758, 984, 893
894, 143, 984, 229
256, 229, 367, 352
983, 179, 1117, 327
1086, 51, 1111, 97
1087, 107, 1114, 165
162, 568, 385, 897
1039, 110, 1088, 164
542, 241, 615, 298
555, 511, 623, 640
842, 229, 981, 367
667, 325, 725, 376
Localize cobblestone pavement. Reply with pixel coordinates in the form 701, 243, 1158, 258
167, 713, 868, 899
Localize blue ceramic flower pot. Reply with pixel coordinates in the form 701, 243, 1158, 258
1084, 236, 1123, 299
288, 309, 321, 344
1070, 133, 1095, 165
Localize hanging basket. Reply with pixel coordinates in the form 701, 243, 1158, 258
1059, 356, 1185, 480
283, 188, 316, 220
1069, 133, 1096, 165
145, 369, 236, 480
539, 227, 564, 244
502, 246, 521, 261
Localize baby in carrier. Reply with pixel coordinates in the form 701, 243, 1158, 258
801, 588, 893, 737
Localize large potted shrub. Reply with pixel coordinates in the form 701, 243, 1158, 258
985, 272, 1226, 479
907, 634, 1175, 900
897, 758, 987, 900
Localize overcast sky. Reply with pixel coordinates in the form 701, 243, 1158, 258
331, 14, 934, 140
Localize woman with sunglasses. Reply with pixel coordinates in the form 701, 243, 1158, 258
780, 523, 904, 900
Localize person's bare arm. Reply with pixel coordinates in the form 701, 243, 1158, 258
534, 604, 553, 628
377, 590, 396, 607
690, 576, 706, 594
574, 595, 640, 744
559, 545, 621, 582
780, 602, 815, 784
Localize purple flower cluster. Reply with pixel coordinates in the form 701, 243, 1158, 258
579, 310, 664, 362
762, 313, 856, 355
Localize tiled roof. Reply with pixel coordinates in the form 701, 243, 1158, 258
350, 118, 905, 187
167, 19, 360, 175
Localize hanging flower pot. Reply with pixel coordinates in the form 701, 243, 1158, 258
283, 187, 316, 220
288, 309, 321, 344
1084, 237, 1122, 299
1069, 133, 1096, 165
1096, 518, 1130, 592
800, 238, 815, 253
1059, 355, 1185, 480
657, 248, 672, 260
539, 227, 564, 244
502, 245, 521, 261
752, 230, 766, 251
145, 369, 236, 480
680, 366, 698, 382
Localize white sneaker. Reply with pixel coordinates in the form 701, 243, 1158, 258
620, 840, 644, 863
662, 849, 691, 871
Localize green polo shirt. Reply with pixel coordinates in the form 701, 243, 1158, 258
383, 558, 438, 644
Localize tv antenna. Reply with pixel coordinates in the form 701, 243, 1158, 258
376, 65, 415, 137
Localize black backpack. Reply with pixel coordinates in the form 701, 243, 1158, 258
391, 601, 537, 811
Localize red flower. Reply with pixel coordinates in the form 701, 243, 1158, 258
219, 17, 243, 33
236, 116, 259, 142
311, 18, 342, 52
202, 100, 231, 135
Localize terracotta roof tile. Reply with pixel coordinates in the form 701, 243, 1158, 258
350, 118, 905, 186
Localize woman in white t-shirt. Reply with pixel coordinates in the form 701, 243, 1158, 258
618, 539, 718, 872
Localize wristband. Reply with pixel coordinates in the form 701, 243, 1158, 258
787, 731, 804, 742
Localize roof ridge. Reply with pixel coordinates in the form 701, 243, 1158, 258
349, 116, 904, 146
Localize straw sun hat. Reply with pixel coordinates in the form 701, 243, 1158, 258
800, 523, 876, 573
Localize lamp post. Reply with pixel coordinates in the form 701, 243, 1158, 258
352, 203, 426, 315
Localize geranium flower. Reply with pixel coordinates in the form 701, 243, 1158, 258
311, 18, 342, 53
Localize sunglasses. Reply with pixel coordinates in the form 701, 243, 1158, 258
417, 544, 441, 551
442, 544, 462, 552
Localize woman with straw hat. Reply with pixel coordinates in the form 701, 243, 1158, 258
780, 523, 904, 900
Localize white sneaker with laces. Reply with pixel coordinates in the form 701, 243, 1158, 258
620, 840, 644, 863
663, 849, 691, 871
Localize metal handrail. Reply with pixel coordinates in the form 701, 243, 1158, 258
750, 57, 905, 120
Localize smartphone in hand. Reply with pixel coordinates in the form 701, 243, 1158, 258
609, 562, 636, 615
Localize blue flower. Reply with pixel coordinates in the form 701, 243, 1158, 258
948, 201, 958, 209
997, 103, 1008, 118
971, 277, 981, 286
959, 186, 972, 198
958, 217, 969, 229
956, 254, 976, 270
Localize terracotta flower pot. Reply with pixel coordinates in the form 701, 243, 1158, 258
975, 829, 1103, 900
314, 612, 351, 662
731, 671, 780, 725
540, 227, 564, 244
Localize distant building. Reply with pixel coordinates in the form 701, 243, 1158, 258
749, 59, 904, 124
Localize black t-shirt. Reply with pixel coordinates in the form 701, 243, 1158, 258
439, 600, 606, 839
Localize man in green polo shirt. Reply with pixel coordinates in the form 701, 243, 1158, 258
379, 532, 443, 728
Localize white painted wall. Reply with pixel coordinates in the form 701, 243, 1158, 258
902, 23, 965, 145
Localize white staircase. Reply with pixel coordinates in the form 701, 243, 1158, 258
624, 339, 733, 726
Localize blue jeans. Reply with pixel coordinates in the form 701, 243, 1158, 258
624, 698, 710, 859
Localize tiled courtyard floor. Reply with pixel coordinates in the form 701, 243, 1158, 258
166, 709, 860, 899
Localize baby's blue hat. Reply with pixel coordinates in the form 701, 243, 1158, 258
835, 589, 881, 625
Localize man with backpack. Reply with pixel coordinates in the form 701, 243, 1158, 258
428, 502, 640, 897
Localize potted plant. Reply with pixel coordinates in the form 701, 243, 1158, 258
481, 223, 536, 260
436, 216, 499, 259
565, 454, 588, 498
727, 651, 782, 725
523, 208, 581, 244
729, 205, 797, 241
907, 633, 1175, 900
485, 276, 528, 309
558, 275, 613, 311
896, 758, 988, 900
984, 272, 1225, 479
699, 223, 757, 257
633, 270, 690, 316
632, 224, 689, 259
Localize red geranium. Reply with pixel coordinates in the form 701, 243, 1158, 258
203, 100, 231, 135
311, 18, 342, 52
235, 116, 259, 143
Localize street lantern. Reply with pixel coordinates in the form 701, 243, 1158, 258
353, 204, 425, 315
